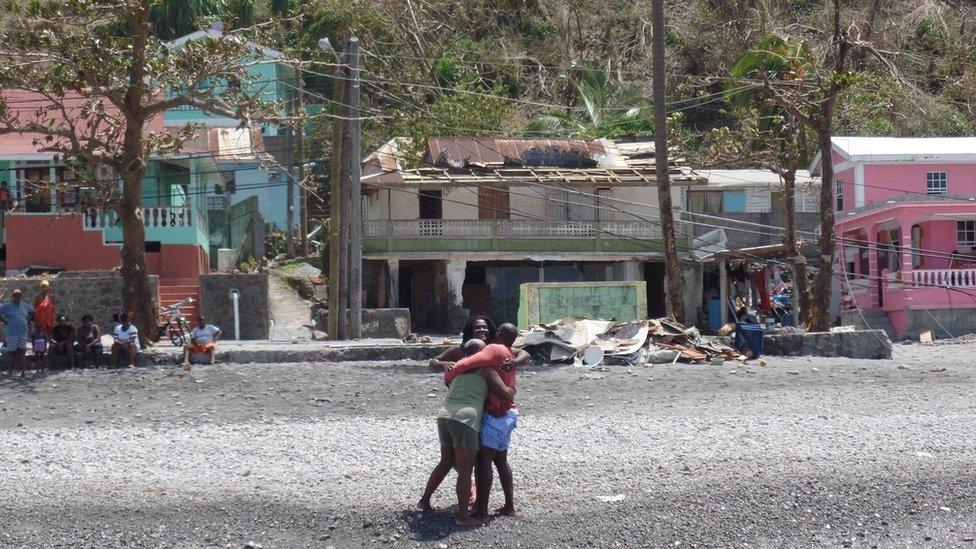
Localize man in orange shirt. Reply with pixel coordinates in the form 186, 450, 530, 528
444, 323, 527, 518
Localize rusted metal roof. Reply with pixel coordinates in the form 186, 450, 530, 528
426, 137, 626, 168
361, 136, 701, 188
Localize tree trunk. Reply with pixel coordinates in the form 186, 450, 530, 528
852, 0, 881, 69
780, 169, 809, 323
119, 0, 156, 345
651, 0, 685, 323
809, 124, 836, 331
119, 173, 156, 346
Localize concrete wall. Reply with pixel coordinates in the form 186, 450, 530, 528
763, 329, 892, 359
518, 280, 647, 328
442, 187, 478, 219
199, 273, 270, 339
363, 184, 679, 223
0, 273, 158, 337
689, 212, 822, 251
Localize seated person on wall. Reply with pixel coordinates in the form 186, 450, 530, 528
75, 314, 103, 368
182, 316, 222, 370
111, 313, 140, 368
48, 315, 76, 369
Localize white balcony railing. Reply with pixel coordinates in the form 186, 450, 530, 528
912, 268, 976, 288
364, 219, 662, 239
81, 206, 193, 230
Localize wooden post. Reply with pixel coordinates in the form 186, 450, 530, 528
346, 37, 363, 339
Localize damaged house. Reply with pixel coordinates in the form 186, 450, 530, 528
359, 137, 702, 332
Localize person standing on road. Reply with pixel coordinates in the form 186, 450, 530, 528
0, 289, 34, 377
182, 316, 222, 370
33, 280, 55, 334
443, 323, 525, 519
418, 353, 516, 526
428, 315, 497, 372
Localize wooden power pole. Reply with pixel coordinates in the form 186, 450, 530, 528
651, 0, 686, 324
327, 62, 347, 339
345, 37, 363, 339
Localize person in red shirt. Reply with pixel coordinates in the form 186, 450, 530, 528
444, 323, 528, 518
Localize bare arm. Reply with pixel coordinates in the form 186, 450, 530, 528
428, 345, 463, 372
480, 367, 516, 401
506, 349, 531, 368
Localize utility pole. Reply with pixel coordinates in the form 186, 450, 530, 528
296, 59, 308, 258
651, 0, 685, 323
345, 37, 363, 339
284, 84, 296, 258
329, 66, 348, 339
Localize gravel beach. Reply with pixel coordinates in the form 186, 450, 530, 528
1, 343, 975, 547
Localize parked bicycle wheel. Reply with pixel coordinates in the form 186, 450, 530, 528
170, 318, 191, 347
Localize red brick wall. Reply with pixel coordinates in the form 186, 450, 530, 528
6, 215, 120, 271
5, 214, 207, 278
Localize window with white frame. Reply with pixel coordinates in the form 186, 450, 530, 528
957, 221, 976, 247
834, 180, 843, 211
926, 172, 948, 195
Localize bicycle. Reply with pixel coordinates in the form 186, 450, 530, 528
155, 297, 194, 347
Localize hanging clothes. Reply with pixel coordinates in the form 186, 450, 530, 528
752, 269, 773, 312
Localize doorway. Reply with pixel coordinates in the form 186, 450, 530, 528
644, 262, 667, 318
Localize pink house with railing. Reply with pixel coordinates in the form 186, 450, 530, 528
815, 137, 976, 338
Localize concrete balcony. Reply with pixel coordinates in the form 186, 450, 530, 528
363, 219, 675, 254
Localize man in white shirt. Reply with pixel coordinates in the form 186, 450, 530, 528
111, 313, 139, 368
182, 316, 222, 370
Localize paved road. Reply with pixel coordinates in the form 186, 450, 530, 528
1, 344, 975, 547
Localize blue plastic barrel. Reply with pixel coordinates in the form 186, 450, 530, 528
734, 323, 764, 358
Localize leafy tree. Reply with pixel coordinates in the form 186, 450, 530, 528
726, 34, 816, 322
729, 0, 895, 331
0, 0, 287, 343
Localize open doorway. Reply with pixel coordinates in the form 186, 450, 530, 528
644, 262, 667, 318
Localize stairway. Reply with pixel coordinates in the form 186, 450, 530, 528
158, 277, 201, 322
848, 310, 896, 339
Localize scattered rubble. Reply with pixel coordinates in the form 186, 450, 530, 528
517, 316, 747, 366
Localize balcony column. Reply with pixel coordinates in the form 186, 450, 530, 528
386, 259, 399, 308
901, 222, 914, 292
444, 258, 467, 331
867, 225, 879, 308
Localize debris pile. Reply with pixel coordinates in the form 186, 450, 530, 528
517, 316, 746, 366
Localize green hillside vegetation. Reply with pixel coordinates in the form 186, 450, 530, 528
152, 0, 976, 164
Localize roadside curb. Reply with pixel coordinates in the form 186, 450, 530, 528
140, 343, 449, 365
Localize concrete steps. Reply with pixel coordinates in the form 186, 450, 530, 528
159, 277, 200, 321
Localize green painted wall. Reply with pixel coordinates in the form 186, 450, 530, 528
518, 281, 648, 329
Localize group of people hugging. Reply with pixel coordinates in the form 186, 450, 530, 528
421, 316, 529, 526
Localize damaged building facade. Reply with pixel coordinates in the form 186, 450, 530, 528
359, 137, 702, 332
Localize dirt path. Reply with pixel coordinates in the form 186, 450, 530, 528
268, 272, 312, 341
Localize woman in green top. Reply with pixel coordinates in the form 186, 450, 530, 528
419, 366, 515, 526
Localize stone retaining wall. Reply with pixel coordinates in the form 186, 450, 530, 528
763, 330, 892, 359
199, 273, 270, 339
0, 273, 159, 337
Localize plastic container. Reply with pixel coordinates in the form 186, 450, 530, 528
734, 322, 764, 358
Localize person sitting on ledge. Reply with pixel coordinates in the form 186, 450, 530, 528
182, 316, 222, 371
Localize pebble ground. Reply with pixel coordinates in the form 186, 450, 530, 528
1, 342, 974, 547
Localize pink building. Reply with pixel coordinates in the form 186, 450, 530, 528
814, 137, 976, 338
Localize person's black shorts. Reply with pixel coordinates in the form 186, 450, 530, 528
74, 342, 104, 354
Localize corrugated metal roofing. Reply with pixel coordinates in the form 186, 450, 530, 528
425, 137, 626, 168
